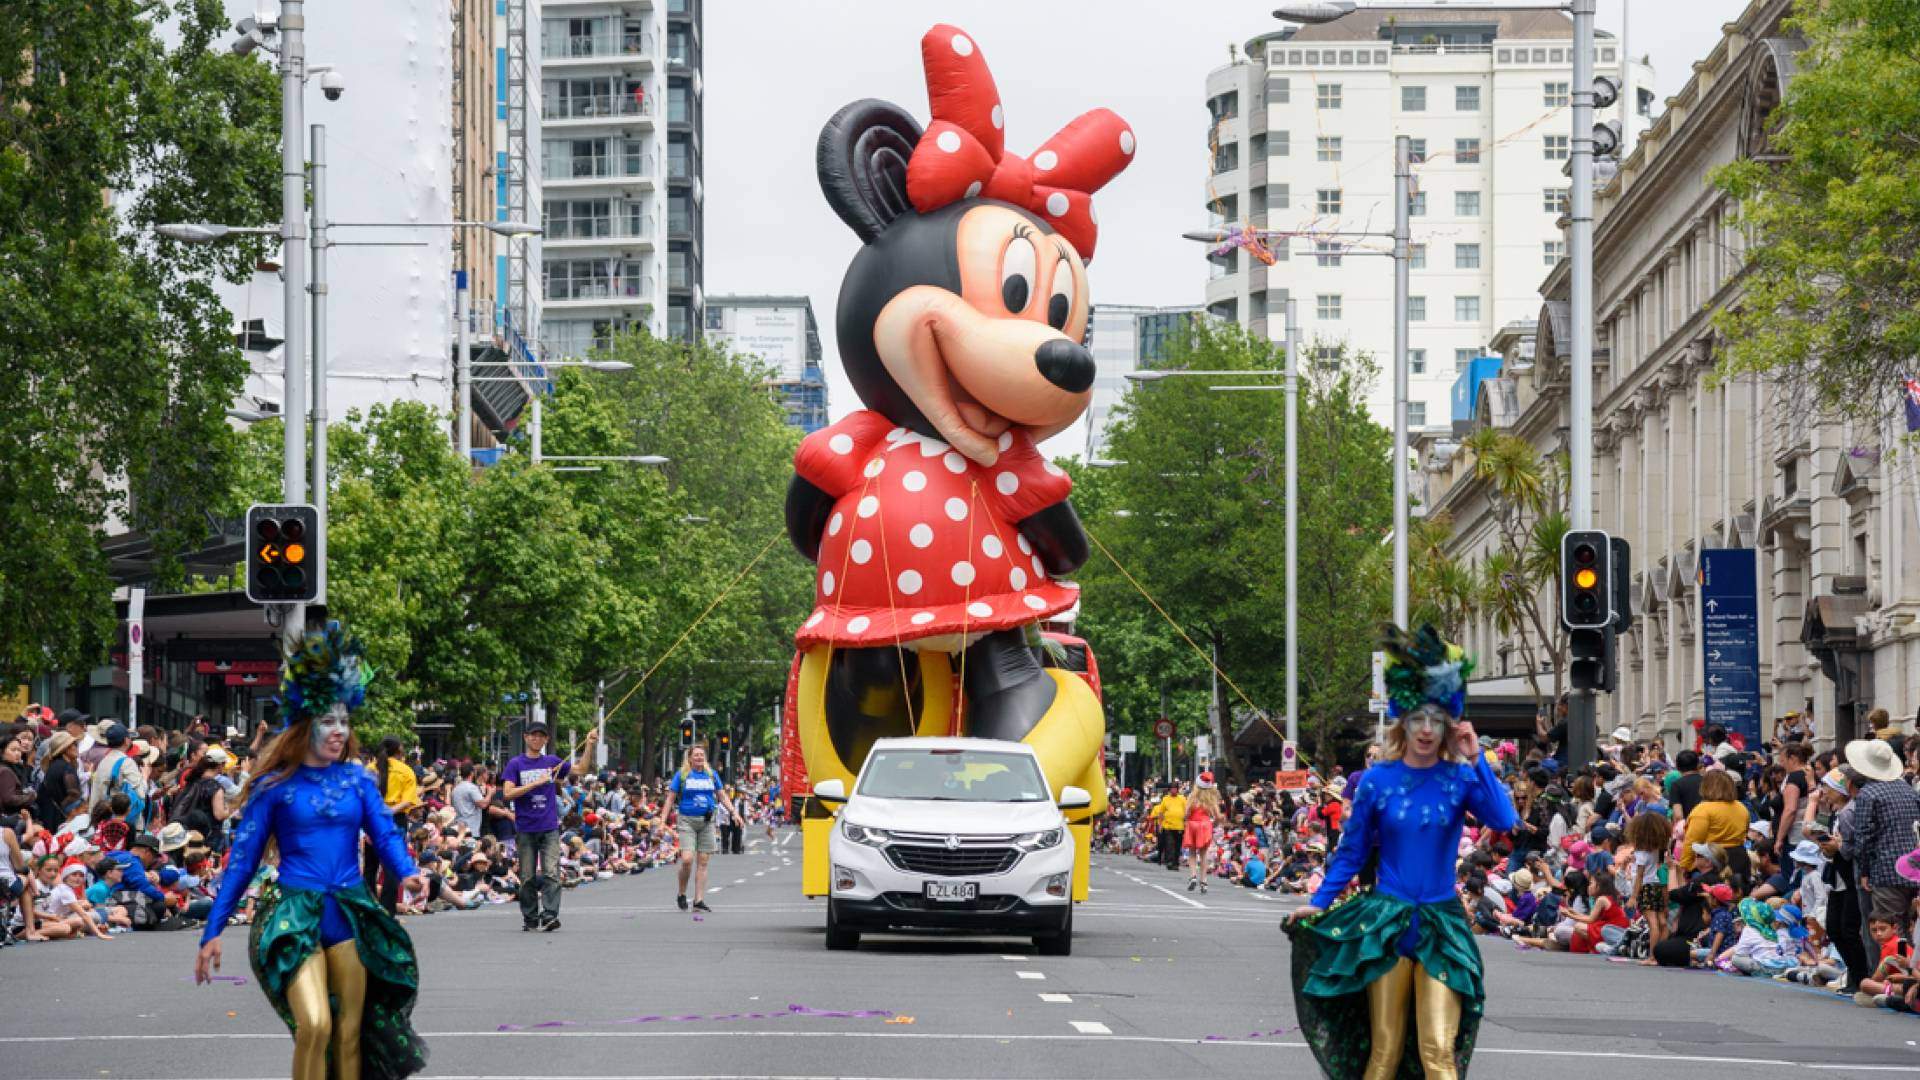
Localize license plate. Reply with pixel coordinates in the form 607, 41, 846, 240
924, 880, 978, 902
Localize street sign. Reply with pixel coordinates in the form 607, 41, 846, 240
1274, 770, 1312, 791
1195, 734, 1212, 759
1369, 651, 1388, 714
1153, 718, 1174, 740
1700, 548, 1761, 746
1118, 734, 1137, 753
1281, 740, 1298, 772
196, 660, 280, 675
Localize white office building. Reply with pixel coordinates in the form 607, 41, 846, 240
1203, 5, 1653, 429
1083, 304, 1203, 462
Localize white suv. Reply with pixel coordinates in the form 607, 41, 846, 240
814, 737, 1090, 955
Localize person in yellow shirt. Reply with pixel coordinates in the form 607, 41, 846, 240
364, 736, 419, 912
1152, 783, 1188, 872
1681, 768, 1752, 891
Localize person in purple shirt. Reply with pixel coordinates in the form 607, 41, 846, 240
501, 720, 597, 932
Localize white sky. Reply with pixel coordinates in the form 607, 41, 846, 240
705, 1, 1741, 457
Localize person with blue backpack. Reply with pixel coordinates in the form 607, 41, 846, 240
665, 744, 739, 914
87, 725, 149, 832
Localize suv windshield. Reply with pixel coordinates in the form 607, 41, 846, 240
857, 748, 1051, 802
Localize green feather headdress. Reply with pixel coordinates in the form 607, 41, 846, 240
275, 621, 373, 728
1380, 623, 1474, 718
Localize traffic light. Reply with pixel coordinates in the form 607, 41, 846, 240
680, 721, 694, 744
1569, 627, 1613, 693
1609, 536, 1633, 633
719, 731, 731, 749
245, 504, 320, 603
1560, 530, 1612, 630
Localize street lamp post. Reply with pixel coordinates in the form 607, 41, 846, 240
468, 361, 664, 468
310, 124, 330, 602
1567, 0, 1600, 768
279, 0, 310, 653
1392, 134, 1412, 631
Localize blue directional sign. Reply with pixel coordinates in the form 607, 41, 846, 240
1700, 548, 1761, 746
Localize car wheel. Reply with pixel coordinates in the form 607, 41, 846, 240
1034, 904, 1073, 957
825, 899, 860, 951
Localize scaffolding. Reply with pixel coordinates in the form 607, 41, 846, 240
450, 0, 467, 272
505, 0, 531, 350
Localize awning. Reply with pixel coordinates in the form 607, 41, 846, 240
1801, 594, 1870, 652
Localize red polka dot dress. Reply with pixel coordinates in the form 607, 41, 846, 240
793, 410, 1078, 649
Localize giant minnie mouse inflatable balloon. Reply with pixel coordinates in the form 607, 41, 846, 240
782, 25, 1132, 839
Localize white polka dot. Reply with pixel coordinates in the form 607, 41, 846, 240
909, 523, 935, 548
846, 615, 871, 634
943, 451, 967, 474
1119, 129, 1136, 155
1024, 594, 1048, 611
967, 601, 993, 618
1017, 534, 1033, 555
857, 495, 879, 518
936, 130, 962, 154
1032, 555, 1046, 578
982, 535, 1004, 558
897, 570, 922, 596
1089, 204, 1098, 226
827, 512, 843, 537
1043, 460, 1066, 477
805, 610, 826, 628
995, 471, 1019, 495
1045, 192, 1069, 217
944, 498, 969, 522
920, 439, 947, 458
864, 457, 886, 478
997, 431, 1014, 452
991, 104, 1004, 130
902, 470, 927, 492
850, 539, 873, 565
951, 561, 977, 587
1033, 149, 1058, 172
1009, 567, 1028, 590
822, 571, 836, 597
911, 611, 937, 626
828, 433, 854, 455
950, 33, 973, 56
887, 426, 908, 442
965, 180, 983, 198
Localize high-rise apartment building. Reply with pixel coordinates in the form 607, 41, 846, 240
704, 296, 829, 432
538, 0, 703, 356
1083, 304, 1202, 461
1203, 5, 1653, 429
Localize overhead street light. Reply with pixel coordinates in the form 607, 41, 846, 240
156, 223, 280, 243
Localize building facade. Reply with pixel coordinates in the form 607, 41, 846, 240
1427, 0, 1918, 749
538, 0, 703, 355
1083, 304, 1202, 461
1203, 6, 1651, 430
705, 296, 829, 432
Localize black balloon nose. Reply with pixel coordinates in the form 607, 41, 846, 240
1035, 338, 1095, 394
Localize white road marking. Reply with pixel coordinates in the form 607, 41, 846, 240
999, 954, 1028, 961
1069, 1021, 1111, 1035
1141, 881, 1206, 909
754, 871, 765, 877
1038, 993, 1072, 1003
734, 879, 747, 885
1016, 971, 1046, 980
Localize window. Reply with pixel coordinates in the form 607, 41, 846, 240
1544, 135, 1570, 160
1454, 243, 1481, 269
1544, 187, 1570, 213
1409, 191, 1427, 216
1311, 345, 1340, 368
1208, 92, 1240, 123
1316, 294, 1343, 319
1409, 348, 1428, 374
1316, 188, 1342, 214
1455, 190, 1481, 216
1270, 130, 1290, 157
668, 82, 691, 124
1266, 184, 1290, 211
1317, 136, 1342, 162
1408, 296, 1426, 321
1543, 239, 1567, 265
1268, 77, 1290, 105
1401, 85, 1426, 111
1456, 85, 1481, 111
1212, 143, 1240, 174
1455, 348, 1477, 370
1407, 138, 1428, 164
1410, 243, 1427, 269
1408, 402, 1428, 427
1317, 83, 1342, 109
1455, 138, 1481, 164
1544, 81, 1570, 107
1315, 241, 1343, 267
1455, 295, 1481, 321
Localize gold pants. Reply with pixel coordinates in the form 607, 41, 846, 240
284, 940, 368, 1080
1362, 957, 1462, 1079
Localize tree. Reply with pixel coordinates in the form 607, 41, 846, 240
1454, 429, 1569, 710
1712, 0, 1920, 421
0, 1, 279, 679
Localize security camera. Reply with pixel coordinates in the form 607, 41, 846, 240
320, 70, 346, 101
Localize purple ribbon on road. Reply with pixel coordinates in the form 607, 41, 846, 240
1200, 1025, 1298, 1043
496, 1002, 894, 1032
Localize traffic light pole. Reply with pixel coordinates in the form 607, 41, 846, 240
309, 123, 329, 606
278, 0, 308, 655
1566, 0, 1599, 769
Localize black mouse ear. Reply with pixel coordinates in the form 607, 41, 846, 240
818, 98, 924, 243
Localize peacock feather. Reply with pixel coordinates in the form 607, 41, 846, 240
1378, 622, 1475, 718
275, 620, 374, 728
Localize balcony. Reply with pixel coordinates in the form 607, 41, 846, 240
543, 214, 656, 250
544, 276, 657, 308
548, 0, 650, 7
542, 94, 655, 129
542, 154, 655, 188
542, 32, 655, 65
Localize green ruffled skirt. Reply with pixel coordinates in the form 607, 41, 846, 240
1284, 890, 1484, 1079
248, 882, 429, 1079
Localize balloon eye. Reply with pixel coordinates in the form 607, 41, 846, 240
1047, 274, 1072, 330
1001, 234, 1037, 314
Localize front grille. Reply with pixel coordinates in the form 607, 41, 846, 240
884, 844, 1021, 877
880, 891, 1019, 913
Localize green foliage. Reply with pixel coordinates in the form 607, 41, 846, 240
1712, 0, 1920, 418
0, 0, 278, 679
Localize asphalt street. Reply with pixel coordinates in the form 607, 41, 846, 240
5, 831, 1920, 1079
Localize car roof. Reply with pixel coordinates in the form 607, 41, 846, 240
866, 737, 1037, 755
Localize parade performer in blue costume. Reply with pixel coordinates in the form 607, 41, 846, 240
194, 623, 428, 1080
1284, 625, 1517, 1079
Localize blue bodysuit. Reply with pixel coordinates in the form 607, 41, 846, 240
202, 763, 419, 948
1311, 755, 1517, 911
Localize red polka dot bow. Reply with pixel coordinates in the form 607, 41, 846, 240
904, 24, 1135, 263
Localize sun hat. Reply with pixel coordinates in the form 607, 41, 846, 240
155, 822, 190, 853
1748, 820, 1773, 841
1822, 768, 1853, 797
1775, 903, 1810, 940
1610, 725, 1633, 745
1789, 839, 1826, 866
1511, 868, 1535, 891
1691, 842, 1728, 868
1846, 739, 1903, 783
1739, 898, 1778, 941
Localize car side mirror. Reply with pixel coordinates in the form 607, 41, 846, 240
1058, 785, 1091, 811
813, 779, 847, 806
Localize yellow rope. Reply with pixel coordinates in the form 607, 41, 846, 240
1081, 525, 1290, 746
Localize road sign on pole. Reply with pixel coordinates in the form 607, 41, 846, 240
1700, 548, 1762, 747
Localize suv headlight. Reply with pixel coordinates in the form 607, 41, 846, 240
1013, 828, 1064, 852
841, 821, 893, 847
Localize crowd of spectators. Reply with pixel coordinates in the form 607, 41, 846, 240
0, 705, 782, 946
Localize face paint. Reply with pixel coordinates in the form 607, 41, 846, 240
310, 704, 351, 762
1401, 705, 1453, 734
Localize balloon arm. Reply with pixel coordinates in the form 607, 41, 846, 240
785, 475, 835, 562
1017, 501, 1089, 576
